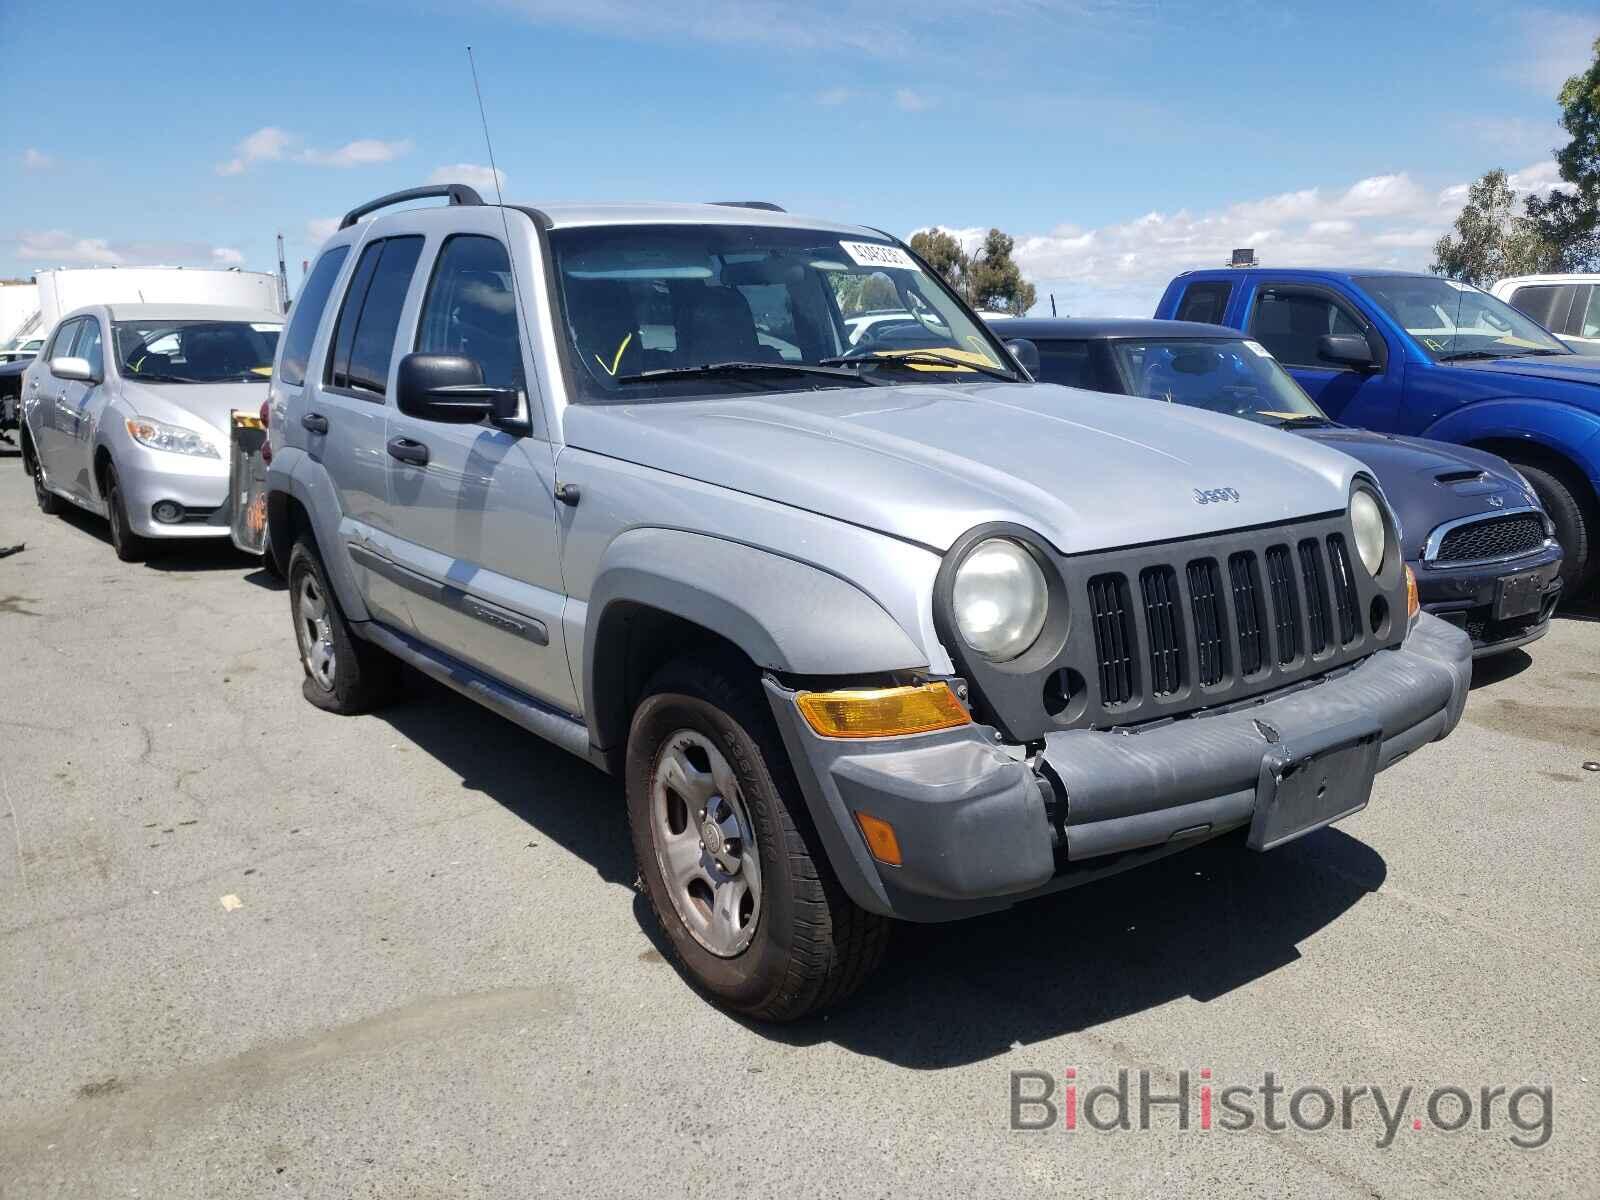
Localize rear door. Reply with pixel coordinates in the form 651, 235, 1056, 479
1245, 281, 1404, 429
378, 220, 576, 712
306, 233, 426, 628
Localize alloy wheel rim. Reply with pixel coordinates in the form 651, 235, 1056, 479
296, 573, 337, 690
650, 729, 762, 957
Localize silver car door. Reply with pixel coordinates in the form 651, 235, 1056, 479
62, 314, 107, 502
377, 224, 576, 713
37, 318, 83, 484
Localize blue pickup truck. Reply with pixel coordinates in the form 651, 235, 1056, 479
1155, 268, 1600, 595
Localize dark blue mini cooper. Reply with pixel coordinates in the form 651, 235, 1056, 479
996, 318, 1563, 657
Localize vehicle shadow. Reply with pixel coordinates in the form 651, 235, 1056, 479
47, 503, 259, 574
375, 672, 635, 888
370, 666, 1385, 1071
1470, 648, 1531, 690
743, 827, 1386, 1069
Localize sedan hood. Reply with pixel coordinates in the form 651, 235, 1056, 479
1297, 426, 1535, 557
119, 378, 267, 442
563, 382, 1364, 553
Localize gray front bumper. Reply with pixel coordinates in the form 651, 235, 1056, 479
767, 612, 1472, 922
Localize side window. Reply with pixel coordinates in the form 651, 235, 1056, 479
1249, 288, 1375, 370
1176, 282, 1232, 325
279, 245, 350, 386
327, 235, 424, 397
48, 319, 82, 361
1507, 284, 1576, 332
416, 235, 525, 390
1031, 339, 1096, 389
76, 319, 104, 378
1579, 286, 1600, 339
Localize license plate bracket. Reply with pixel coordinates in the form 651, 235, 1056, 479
1248, 718, 1382, 851
1493, 570, 1544, 621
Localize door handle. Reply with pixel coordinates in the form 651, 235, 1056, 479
386, 436, 429, 466
301, 412, 329, 435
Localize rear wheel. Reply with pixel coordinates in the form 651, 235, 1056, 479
287, 536, 399, 713
25, 436, 60, 515
1515, 462, 1591, 597
104, 466, 148, 563
625, 655, 890, 1021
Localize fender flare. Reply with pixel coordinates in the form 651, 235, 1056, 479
1422, 398, 1600, 487
583, 527, 928, 750
265, 446, 371, 623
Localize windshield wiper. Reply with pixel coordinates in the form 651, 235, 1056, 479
123, 371, 198, 383
1269, 415, 1337, 429
818, 351, 1018, 382
1436, 349, 1512, 362
613, 361, 878, 388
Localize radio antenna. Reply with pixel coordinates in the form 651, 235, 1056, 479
466, 45, 532, 432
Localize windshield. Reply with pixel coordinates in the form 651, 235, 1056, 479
549, 223, 1012, 402
114, 320, 282, 383
1109, 337, 1328, 425
1356, 276, 1569, 361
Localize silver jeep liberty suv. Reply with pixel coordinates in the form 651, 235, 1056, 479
265, 184, 1472, 1020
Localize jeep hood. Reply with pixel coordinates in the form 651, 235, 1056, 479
563, 382, 1364, 553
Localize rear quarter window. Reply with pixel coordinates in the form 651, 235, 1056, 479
279, 245, 351, 387
1176, 281, 1232, 325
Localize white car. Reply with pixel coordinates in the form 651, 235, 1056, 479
0, 335, 47, 363
1491, 274, 1600, 354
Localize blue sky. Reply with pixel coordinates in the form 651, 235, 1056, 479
2, 0, 1596, 314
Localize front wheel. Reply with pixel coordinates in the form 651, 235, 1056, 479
104, 466, 148, 563
626, 656, 890, 1021
1516, 462, 1592, 597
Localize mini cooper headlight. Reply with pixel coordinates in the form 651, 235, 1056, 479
125, 416, 219, 458
952, 538, 1048, 661
1350, 489, 1387, 576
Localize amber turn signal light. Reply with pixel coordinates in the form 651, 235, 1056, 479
1405, 565, 1420, 620
854, 811, 903, 866
796, 683, 970, 739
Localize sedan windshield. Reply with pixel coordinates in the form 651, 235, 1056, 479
550, 223, 1013, 402
115, 320, 282, 383
1108, 337, 1330, 426
1356, 276, 1569, 361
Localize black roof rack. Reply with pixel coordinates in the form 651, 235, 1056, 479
710, 201, 786, 212
339, 184, 486, 230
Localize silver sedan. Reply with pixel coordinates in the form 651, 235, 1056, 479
20, 302, 282, 560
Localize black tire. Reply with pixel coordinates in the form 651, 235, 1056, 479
626, 654, 890, 1021
1515, 462, 1592, 597
259, 527, 283, 580
286, 536, 400, 713
104, 466, 148, 563
25, 435, 60, 515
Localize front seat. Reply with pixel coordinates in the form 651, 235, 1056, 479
677, 285, 776, 365
565, 280, 644, 380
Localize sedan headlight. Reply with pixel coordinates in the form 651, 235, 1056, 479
1349, 489, 1387, 576
125, 416, 219, 458
952, 538, 1048, 661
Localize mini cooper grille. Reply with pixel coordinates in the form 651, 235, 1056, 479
1228, 552, 1267, 676
1265, 545, 1301, 664
1186, 558, 1228, 687
1087, 573, 1137, 706
1433, 513, 1546, 564
1328, 534, 1360, 645
1140, 566, 1186, 696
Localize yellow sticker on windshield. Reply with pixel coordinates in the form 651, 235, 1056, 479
250, 366, 273, 377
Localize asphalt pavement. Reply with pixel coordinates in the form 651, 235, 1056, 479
0, 451, 1596, 1198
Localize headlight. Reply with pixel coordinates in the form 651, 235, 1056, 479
125, 416, 219, 458
952, 538, 1048, 661
1349, 489, 1387, 576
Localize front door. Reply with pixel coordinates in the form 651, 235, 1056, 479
379, 230, 576, 713
62, 314, 107, 504
34, 317, 83, 484
1246, 282, 1404, 431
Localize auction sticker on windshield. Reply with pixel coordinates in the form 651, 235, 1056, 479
840, 241, 918, 271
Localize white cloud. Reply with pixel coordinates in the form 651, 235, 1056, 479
21, 148, 54, 171
13, 230, 247, 269
958, 162, 1565, 317
218, 128, 411, 174
1505, 7, 1600, 91
301, 138, 413, 168
893, 88, 935, 112
217, 126, 293, 175
427, 163, 506, 192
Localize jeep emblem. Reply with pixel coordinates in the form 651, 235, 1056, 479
1193, 487, 1241, 505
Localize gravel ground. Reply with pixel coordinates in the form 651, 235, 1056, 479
1, 452, 1596, 1198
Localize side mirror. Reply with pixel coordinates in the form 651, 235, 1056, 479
1318, 334, 1377, 371
1004, 337, 1040, 377
396, 353, 520, 426
50, 355, 99, 383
